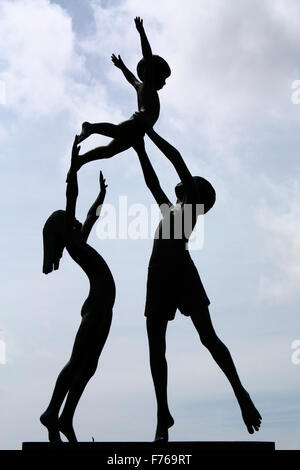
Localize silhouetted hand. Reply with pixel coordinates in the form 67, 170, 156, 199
99, 171, 107, 193
111, 54, 124, 69
134, 17, 144, 33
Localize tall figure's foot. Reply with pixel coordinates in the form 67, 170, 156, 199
58, 416, 78, 443
40, 411, 62, 443
77, 122, 91, 144
154, 413, 174, 442
236, 388, 262, 434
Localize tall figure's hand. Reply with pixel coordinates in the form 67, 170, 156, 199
134, 17, 144, 33
111, 54, 124, 69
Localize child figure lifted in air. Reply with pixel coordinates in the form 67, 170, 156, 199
75, 17, 171, 171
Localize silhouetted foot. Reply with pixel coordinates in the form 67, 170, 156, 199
77, 122, 91, 143
236, 389, 262, 434
40, 411, 62, 443
154, 413, 174, 442
58, 416, 78, 443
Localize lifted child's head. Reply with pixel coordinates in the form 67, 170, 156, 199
137, 55, 171, 89
175, 177, 216, 214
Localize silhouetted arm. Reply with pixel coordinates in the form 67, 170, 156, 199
111, 54, 141, 90
81, 171, 107, 243
146, 128, 198, 201
135, 17, 152, 61
133, 139, 172, 213
65, 137, 80, 230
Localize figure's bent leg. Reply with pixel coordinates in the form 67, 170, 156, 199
78, 122, 118, 143
77, 138, 132, 170
146, 317, 174, 441
57, 361, 98, 443
40, 359, 79, 443
58, 311, 112, 442
190, 307, 262, 434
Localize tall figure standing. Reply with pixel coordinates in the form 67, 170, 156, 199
134, 130, 262, 441
41, 137, 115, 442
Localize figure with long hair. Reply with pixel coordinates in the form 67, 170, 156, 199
40, 137, 115, 443
133, 129, 262, 441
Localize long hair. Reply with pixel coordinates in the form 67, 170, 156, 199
42, 210, 66, 274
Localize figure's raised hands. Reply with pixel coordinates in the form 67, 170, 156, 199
66, 135, 80, 182
111, 53, 124, 69
99, 171, 107, 193
71, 135, 80, 168
134, 17, 144, 32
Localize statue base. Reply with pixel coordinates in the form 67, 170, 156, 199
23, 440, 275, 454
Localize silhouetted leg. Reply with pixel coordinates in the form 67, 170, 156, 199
40, 361, 78, 443
58, 312, 112, 442
77, 138, 132, 168
190, 307, 262, 433
57, 361, 97, 443
40, 311, 111, 442
146, 317, 174, 441
77, 122, 118, 143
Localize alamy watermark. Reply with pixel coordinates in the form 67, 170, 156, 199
95, 196, 205, 250
0, 80, 6, 105
291, 340, 300, 365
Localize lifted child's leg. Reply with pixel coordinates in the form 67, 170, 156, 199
78, 122, 118, 143
77, 138, 132, 169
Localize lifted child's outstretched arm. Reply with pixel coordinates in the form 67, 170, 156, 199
111, 54, 141, 90
135, 17, 152, 61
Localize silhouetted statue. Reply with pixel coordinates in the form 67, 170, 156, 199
40, 137, 115, 443
74, 17, 171, 172
133, 129, 262, 441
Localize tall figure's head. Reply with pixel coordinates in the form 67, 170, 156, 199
175, 177, 216, 214
42, 210, 66, 274
137, 55, 171, 90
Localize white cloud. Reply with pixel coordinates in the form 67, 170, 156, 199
257, 177, 300, 302
0, 0, 124, 127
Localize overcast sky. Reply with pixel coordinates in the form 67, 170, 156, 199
1, 0, 300, 450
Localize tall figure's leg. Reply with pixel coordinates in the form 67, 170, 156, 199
146, 317, 174, 441
190, 307, 262, 434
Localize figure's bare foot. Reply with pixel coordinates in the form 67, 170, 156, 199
77, 122, 91, 144
58, 416, 78, 443
40, 411, 62, 443
154, 413, 174, 442
236, 389, 262, 434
